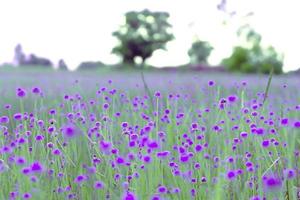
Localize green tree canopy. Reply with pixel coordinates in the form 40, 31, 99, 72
222, 25, 283, 74
188, 40, 213, 65
112, 9, 174, 66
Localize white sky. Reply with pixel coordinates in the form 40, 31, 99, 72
0, 0, 299, 71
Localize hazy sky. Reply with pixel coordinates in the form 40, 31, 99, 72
0, 0, 299, 71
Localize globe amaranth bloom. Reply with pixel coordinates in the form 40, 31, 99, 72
16, 88, 27, 98
122, 191, 138, 200
74, 174, 88, 184
62, 123, 80, 138
30, 161, 44, 173
262, 175, 282, 191
0, 116, 9, 124
283, 169, 296, 179
31, 87, 41, 94
94, 181, 104, 189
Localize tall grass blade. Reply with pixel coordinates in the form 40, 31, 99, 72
263, 66, 274, 104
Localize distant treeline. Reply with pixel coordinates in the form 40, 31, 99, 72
7, 9, 297, 74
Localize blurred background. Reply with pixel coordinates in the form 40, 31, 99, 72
0, 0, 300, 75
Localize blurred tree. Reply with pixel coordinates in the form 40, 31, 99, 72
77, 61, 105, 70
188, 40, 213, 65
222, 26, 283, 74
13, 44, 53, 68
13, 44, 26, 66
112, 9, 174, 66
58, 59, 68, 70
23, 54, 53, 67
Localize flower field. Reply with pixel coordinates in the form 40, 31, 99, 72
0, 70, 299, 200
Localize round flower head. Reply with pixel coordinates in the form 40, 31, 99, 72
94, 181, 104, 189
30, 161, 44, 173
16, 156, 27, 165
16, 88, 27, 98
99, 140, 112, 154
147, 140, 159, 149
226, 170, 236, 180
227, 95, 238, 103
143, 155, 151, 163
294, 121, 300, 128
13, 113, 23, 121
283, 169, 296, 179
151, 195, 161, 200
62, 123, 80, 138
261, 140, 270, 148
262, 175, 282, 191
157, 185, 167, 194
10, 191, 18, 199
195, 144, 203, 152
31, 87, 41, 94
74, 174, 87, 184
280, 118, 289, 125
250, 196, 261, 200
179, 154, 190, 163
208, 80, 215, 86
0, 116, 9, 124
23, 193, 32, 199
122, 191, 138, 200
154, 91, 161, 98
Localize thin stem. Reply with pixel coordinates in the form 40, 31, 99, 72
263, 66, 274, 104
140, 64, 154, 110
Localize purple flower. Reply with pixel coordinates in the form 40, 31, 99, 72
30, 161, 44, 173
294, 121, 300, 128
16, 88, 27, 98
208, 80, 215, 86
0, 116, 9, 124
156, 151, 170, 158
227, 95, 238, 103
154, 91, 161, 98
116, 157, 125, 165
93, 181, 104, 189
103, 103, 109, 110
21, 167, 31, 175
261, 140, 270, 148
157, 185, 167, 194
1, 146, 12, 154
240, 132, 248, 138
283, 169, 296, 179
10, 191, 18, 199
280, 118, 289, 125
147, 140, 159, 149
52, 149, 62, 156
22, 193, 32, 199
31, 87, 41, 94
16, 157, 26, 165
74, 174, 87, 184
250, 196, 261, 200
194, 144, 203, 152
143, 155, 151, 163
35, 135, 44, 141
226, 170, 236, 180
30, 175, 38, 182
179, 154, 190, 163
13, 113, 23, 121
262, 175, 282, 191
122, 191, 138, 200
121, 122, 128, 128
151, 195, 161, 200
62, 124, 79, 138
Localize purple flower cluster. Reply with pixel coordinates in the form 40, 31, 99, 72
0, 79, 298, 200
